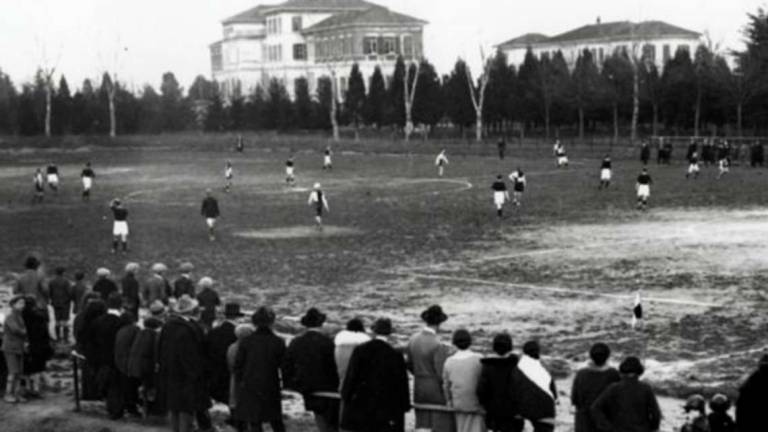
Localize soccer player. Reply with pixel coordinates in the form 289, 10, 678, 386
286, 156, 296, 186
635, 168, 653, 211
201, 189, 221, 241
81, 162, 95, 201
323, 147, 333, 170
497, 139, 507, 160
33, 168, 45, 203
435, 149, 449, 177
308, 182, 329, 229
509, 168, 526, 206
599, 155, 612, 189
554, 140, 568, 168
640, 140, 651, 165
110, 198, 129, 253
46, 163, 60, 192
224, 160, 234, 192
718, 156, 730, 180
687, 151, 700, 179
236, 134, 244, 153
491, 175, 510, 218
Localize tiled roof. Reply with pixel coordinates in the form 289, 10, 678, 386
223, 5, 269, 24
497, 33, 550, 49
303, 5, 426, 33
263, 0, 374, 13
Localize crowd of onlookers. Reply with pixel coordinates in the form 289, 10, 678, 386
1, 256, 767, 432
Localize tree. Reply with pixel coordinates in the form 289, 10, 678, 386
693, 44, 717, 137
315, 76, 334, 131
228, 89, 246, 131
443, 59, 475, 136
465, 50, 492, 142
327, 71, 340, 140
345, 64, 366, 139
246, 85, 267, 130
484, 50, 516, 134
570, 50, 601, 139
412, 59, 444, 137
601, 51, 634, 140
639, 62, 663, 136
0, 70, 18, 134
740, 8, 768, 129
137, 84, 161, 133
265, 78, 292, 130
661, 47, 696, 132
52, 75, 72, 134
18, 85, 40, 136
387, 57, 407, 129
539, 51, 571, 138
364, 67, 386, 127
159, 72, 189, 131
204, 84, 226, 132
294, 78, 313, 130
516, 49, 543, 132
402, 60, 421, 141
188, 75, 217, 131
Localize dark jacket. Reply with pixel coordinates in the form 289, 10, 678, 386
157, 315, 211, 413
71, 281, 89, 315
206, 320, 237, 404
341, 338, 411, 432
736, 364, 768, 432
22, 306, 54, 374
591, 376, 662, 432
571, 365, 621, 432
284, 330, 340, 417
233, 326, 286, 423
90, 312, 125, 368
201, 197, 220, 218
172, 276, 195, 299
708, 412, 735, 432
477, 354, 521, 431
512, 356, 558, 422
127, 323, 161, 379
93, 278, 118, 301
196, 288, 220, 325
49, 276, 73, 310
114, 323, 140, 376
121, 274, 140, 311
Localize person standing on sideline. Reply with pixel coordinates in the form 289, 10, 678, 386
227, 323, 255, 431
492, 175, 510, 219
477, 333, 523, 432
406, 305, 454, 432
591, 356, 661, 432
554, 141, 568, 168
509, 168, 526, 206
14, 256, 48, 309
687, 151, 701, 179
640, 140, 651, 166
283, 308, 340, 432
48, 267, 73, 343
635, 168, 653, 211
46, 162, 60, 193
735, 354, 768, 432
224, 161, 234, 193
235, 134, 244, 153
340, 318, 411, 432
93, 268, 118, 301
81, 162, 95, 201
33, 168, 45, 203
143, 263, 170, 307
120, 263, 141, 319
443, 329, 485, 432
196, 277, 221, 330
201, 190, 221, 241
3, 296, 27, 404
708, 394, 735, 432
233, 307, 287, 432
113, 311, 141, 418
598, 155, 612, 189
173, 263, 195, 299
323, 147, 333, 170
206, 303, 243, 408
286, 155, 296, 187
435, 150, 449, 177
90, 293, 128, 418
514, 341, 557, 432
570, 343, 620, 432
497, 139, 507, 160
308, 183, 330, 229
110, 198, 129, 254
71, 271, 89, 316
334, 318, 370, 390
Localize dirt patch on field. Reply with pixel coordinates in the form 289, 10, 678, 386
233, 226, 363, 239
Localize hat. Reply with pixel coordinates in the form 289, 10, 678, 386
124, 262, 140, 273
9, 295, 26, 307
151, 263, 167, 273
371, 318, 393, 336
251, 306, 276, 327
235, 323, 256, 339
420, 305, 448, 326
149, 300, 166, 316
619, 356, 645, 376
224, 302, 245, 319
179, 262, 194, 273
96, 267, 111, 277
313, 182, 321, 189
198, 277, 214, 289
173, 294, 199, 316
143, 316, 164, 330
684, 394, 706, 412
300, 308, 326, 328
709, 394, 731, 412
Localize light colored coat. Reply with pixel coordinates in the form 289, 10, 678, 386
407, 329, 455, 431
334, 330, 370, 390
443, 350, 486, 432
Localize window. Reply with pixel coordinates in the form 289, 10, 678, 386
363, 37, 378, 55
293, 43, 307, 60
382, 37, 396, 54
292, 16, 302, 32
267, 17, 282, 35
663, 44, 671, 63
266, 45, 283, 62
403, 35, 413, 56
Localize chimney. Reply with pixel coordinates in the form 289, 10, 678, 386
596, 16, 601, 25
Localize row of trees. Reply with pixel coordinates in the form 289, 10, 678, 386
1, 9, 768, 141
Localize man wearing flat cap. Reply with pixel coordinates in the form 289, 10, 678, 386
142, 263, 170, 307
284, 308, 340, 432
173, 262, 195, 299
206, 302, 244, 406
591, 356, 661, 432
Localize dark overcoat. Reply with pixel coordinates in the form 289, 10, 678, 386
571, 366, 621, 432
591, 376, 662, 432
476, 355, 522, 432
157, 315, 211, 413
736, 364, 768, 432
22, 306, 53, 375
233, 327, 286, 423
283, 330, 340, 418
206, 320, 237, 404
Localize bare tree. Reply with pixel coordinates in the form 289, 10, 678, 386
327, 68, 340, 141
98, 41, 126, 138
465, 48, 492, 142
36, 38, 61, 138
403, 59, 421, 142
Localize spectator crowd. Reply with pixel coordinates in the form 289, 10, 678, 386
1, 255, 766, 432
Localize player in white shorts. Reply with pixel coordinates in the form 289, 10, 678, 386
224, 161, 234, 192
201, 189, 221, 241
599, 155, 612, 189
308, 183, 330, 229
323, 147, 333, 170
46, 163, 60, 192
491, 175, 510, 218
635, 168, 652, 211
509, 168, 526, 206
686, 152, 700, 179
81, 162, 95, 201
718, 157, 730, 179
110, 198, 129, 253
435, 150, 449, 177
554, 141, 569, 168
33, 168, 45, 203
286, 156, 296, 186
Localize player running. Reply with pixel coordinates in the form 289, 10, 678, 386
224, 161, 234, 192
81, 162, 95, 201
286, 156, 296, 187
201, 189, 221, 241
718, 156, 731, 180
509, 168, 526, 206
308, 183, 330, 229
491, 175, 510, 218
110, 198, 129, 254
554, 140, 568, 168
46, 163, 60, 193
323, 147, 333, 170
635, 168, 653, 211
435, 149, 449, 177
33, 168, 45, 203
599, 155, 612, 189
686, 151, 700, 179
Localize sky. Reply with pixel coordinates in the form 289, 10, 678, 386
0, 0, 764, 92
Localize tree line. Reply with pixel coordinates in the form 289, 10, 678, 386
1, 9, 767, 141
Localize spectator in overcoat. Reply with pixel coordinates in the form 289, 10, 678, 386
591, 356, 661, 432
143, 263, 170, 306
206, 302, 243, 405
477, 333, 523, 432
571, 343, 620, 432
21, 296, 53, 399
75, 297, 106, 401
48, 266, 73, 343
735, 354, 768, 432
513, 341, 557, 432
443, 329, 485, 432
407, 305, 454, 432
71, 271, 89, 315
227, 323, 254, 428
233, 306, 287, 432
114, 311, 141, 418
157, 295, 211, 432
14, 256, 48, 308
93, 268, 118, 301
127, 304, 166, 417
90, 293, 129, 419
3, 296, 28, 403
196, 277, 221, 330
173, 263, 196, 299
334, 318, 370, 389
340, 318, 410, 432
284, 308, 340, 432
121, 263, 141, 318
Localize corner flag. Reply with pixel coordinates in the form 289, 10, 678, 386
632, 291, 643, 329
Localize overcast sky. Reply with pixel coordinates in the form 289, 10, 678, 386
0, 0, 763, 91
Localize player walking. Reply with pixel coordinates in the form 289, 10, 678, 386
718, 156, 730, 180
33, 168, 45, 203
599, 155, 612, 189
201, 189, 221, 241
224, 161, 234, 192
323, 147, 333, 170
435, 149, 449, 177
308, 183, 330, 229
491, 175, 510, 218
635, 168, 653, 211
81, 162, 95, 201
46, 163, 60, 193
286, 156, 296, 187
554, 140, 568, 168
110, 198, 129, 253
686, 152, 700, 179
509, 168, 526, 206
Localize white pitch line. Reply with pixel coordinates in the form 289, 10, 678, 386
383, 270, 720, 308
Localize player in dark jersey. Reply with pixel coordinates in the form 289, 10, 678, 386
491, 175, 509, 218
201, 189, 221, 241
286, 156, 296, 186
81, 162, 95, 201
687, 152, 700, 179
509, 168, 526, 206
308, 183, 329, 229
110, 198, 129, 253
33, 168, 45, 203
599, 155, 612, 189
636, 169, 653, 211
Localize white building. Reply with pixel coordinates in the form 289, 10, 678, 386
496, 19, 702, 70
210, 0, 426, 100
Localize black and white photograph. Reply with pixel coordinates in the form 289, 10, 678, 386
1, 0, 768, 431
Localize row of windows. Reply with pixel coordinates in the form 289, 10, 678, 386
266, 45, 283, 62
538, 43, 692, 65
315, 35, 415, 59
266, 16, 303, 35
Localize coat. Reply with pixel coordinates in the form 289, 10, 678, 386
120, 274, 140, 311
114, 323, 140, 376
284, 330, 340, 418
571, 365, 621, 432
127, 325, 160, 379
93, 278, 118, 301
157, 315, 210, 413
334, 330, 370, 390
2, 310, 27, 354
406, 329, 454, 430
233, 326, 286, 423
196, 288, 220, 326
341, 338, 410, 432
14, 269, 48, 307
143, 275, 170, 306
736, 364, 768, 432
591, 376, 662, 432
49, 276, 73, 310
206, 320, 237, 404
173, 276, 195, 299
443, 350, 484, 412
512, 355, 558, 422
477, 354, 522, 431
71, 282, 88, 315
22, 306, 53, 374
90, 312, 125, 368
227, 340, 242, 407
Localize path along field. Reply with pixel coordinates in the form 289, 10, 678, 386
1, 136, 767, 430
